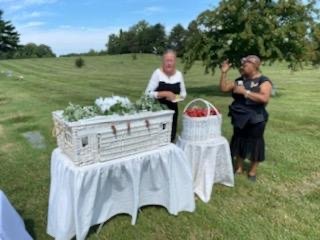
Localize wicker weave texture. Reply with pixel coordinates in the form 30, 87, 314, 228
53, 110, 174, 166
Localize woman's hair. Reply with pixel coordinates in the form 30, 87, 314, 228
163, 49, 177, 57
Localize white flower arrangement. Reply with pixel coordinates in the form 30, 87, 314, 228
95, 96, 132, 113
62, 95, 167, 122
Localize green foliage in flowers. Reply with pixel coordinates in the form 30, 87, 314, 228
105, 102, 135, 116
134, 94, 168, 112
62, 103, 100, 122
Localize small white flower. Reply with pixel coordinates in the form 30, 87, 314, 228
284, 37, 289, 42
217, 25, 223, 30
227, 39, 233, 45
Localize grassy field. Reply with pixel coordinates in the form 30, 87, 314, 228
0, 54, 319, 240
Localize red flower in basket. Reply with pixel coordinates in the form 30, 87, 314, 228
185, 107, 219, 118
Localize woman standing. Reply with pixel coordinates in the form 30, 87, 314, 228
220, 55, 272, 181
145, 50, 187, 142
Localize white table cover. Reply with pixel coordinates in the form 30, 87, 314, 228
0, 190, 33, 240
177, 136, 234, 203
47, 144, 195, 240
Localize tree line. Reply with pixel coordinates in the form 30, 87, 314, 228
106, 20, 188, 57
0, 10, 55, 59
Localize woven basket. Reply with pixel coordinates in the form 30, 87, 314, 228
180, 98, 222, 141
52, 110, 174, 166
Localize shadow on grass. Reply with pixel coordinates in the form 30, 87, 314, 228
86, 213, 133, 239
0, 96, 11, 105
0, 115, 34, 124
85, 205, 173, 239
24, 218, 36, 239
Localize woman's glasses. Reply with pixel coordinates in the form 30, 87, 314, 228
241, 58, 256, 65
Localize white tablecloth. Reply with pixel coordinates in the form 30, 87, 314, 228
176, 136, 234, 203
47, 144, 195, 240
0, 190, 33, 240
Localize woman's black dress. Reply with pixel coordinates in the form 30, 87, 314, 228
156, 81, 181, 142
229, 76, 272, 162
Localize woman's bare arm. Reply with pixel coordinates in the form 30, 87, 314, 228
233, 81, 272, 104
219, 60, 235, 92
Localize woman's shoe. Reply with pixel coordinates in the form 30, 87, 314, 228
247, 174, 256, 182
234, 168, 243, 175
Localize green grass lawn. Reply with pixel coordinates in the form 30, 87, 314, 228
0, 54, 319, 240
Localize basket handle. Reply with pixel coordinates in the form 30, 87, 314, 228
183, 98, 220, 119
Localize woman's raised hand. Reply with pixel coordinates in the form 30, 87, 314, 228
221, 59, 232, 73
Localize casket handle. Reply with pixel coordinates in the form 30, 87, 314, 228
145, 119, 150, 130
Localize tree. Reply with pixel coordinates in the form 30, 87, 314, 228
106, 28, 137, 54
131, 21, 151, 53
19, 43, 38, 58
182, 20, 206, 71
309, 23, 320, 65
168, 24, 187, 57
148, 23, 166, 54
15, 43, 56, 58
183, 0, 320, 73
106, 33, 121, 54
126, 21, 166, 54
0, 10, 20, 58
36, 44, 56, 58
106, 20, 167, 55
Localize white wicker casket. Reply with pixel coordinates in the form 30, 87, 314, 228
180, 98, 222, 141
52, 110, 174, 166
